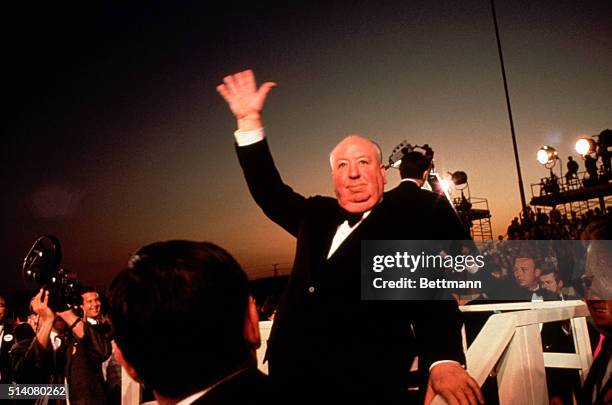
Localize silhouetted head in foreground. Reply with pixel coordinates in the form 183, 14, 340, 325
109, 240, 260, 401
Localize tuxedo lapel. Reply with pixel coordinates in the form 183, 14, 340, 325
316, 209, 344, 261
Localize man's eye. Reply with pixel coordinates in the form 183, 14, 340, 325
358, 160, 369, 165
337, 162, 347, 168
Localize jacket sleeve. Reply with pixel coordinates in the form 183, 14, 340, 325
412, 300, 466, 371
236, 139, 308, 237
10, 339, 51, 383
433, 195, 472, 241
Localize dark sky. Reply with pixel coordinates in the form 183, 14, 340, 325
2, 1, 611, 294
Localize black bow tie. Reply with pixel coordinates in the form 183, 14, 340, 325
339, 208, 364, 227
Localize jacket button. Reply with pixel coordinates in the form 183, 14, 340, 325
308, 286, 315, 293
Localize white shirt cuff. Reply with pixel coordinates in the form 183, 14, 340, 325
234, 128, 265, 146
429, 359, 461, 371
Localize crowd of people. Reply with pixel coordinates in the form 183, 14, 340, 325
496, 204, 612, 293
505, 205, 611, 241
0, 69, 609, 405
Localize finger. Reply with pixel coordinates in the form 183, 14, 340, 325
223, 75, 238, 95
42, 290, 49, 305
32, 290, 41, 305
257, 82, 277, 101
423, 385, 434, 405
235, 70, 247, 89
441, 391, 461, 405
216, 84, 232, 102
466, 377, 484, 404
463, 384, 479, 405
243, 69, 257, 93
452, 388, 470, 405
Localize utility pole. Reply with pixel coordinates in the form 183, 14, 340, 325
490, 0, 528, 213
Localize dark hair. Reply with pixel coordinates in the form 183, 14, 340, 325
109, 241, 251, 398
539, 263, 559, 280
399, 151, 431, 180
79, 285, 97, 295
13, 322, 36, 342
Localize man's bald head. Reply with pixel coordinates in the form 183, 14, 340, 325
330, 136, 382, 168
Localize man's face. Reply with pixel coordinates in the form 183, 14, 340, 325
0, 297, 6, 323
53, 316, 68, 333
584, 241, 612, 332
82, 292, 101, 319
539, 273, 561, 294
513, 257, 540, 289
331, 136, 386, 213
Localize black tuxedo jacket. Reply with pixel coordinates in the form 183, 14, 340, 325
192, 368, 277, 405
381, 180, 470, 241
64, 322, 112, 405
237, 140, 465, 403
579, 334, 610, 405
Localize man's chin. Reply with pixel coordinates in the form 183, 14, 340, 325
341, 200, 376, 213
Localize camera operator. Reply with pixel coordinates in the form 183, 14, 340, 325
11, 288, 111, 404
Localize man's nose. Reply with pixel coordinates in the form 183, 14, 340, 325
348, 162, 360, 179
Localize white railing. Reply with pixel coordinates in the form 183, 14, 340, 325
121, 301, 593, 405
431, 300, 593, 405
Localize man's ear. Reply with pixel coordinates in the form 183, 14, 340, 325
244, 296, 261, 349
421, 170, 429, 184
380, 164, 387, 185
114, 344, 143, 384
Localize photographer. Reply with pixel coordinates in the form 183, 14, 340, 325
11, 288, 111, 404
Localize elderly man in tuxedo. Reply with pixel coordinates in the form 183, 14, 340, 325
217, 70, 482, 405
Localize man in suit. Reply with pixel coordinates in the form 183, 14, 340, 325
539, 265, 579, 301
383, 150, 469, 241
109, 240, 272, 405
217, 69, 483, 404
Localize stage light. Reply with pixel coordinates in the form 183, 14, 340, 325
450, 171, 468, 186
575, 138, 595, 156
537, 146, 557, 165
